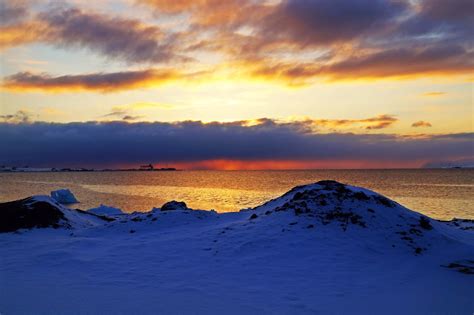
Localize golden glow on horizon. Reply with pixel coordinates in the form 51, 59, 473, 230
156, 159, 428, 170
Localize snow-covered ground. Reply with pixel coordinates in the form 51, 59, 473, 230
0, 181, 473, 314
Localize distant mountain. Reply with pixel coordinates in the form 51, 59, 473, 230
423, 158, 474, 169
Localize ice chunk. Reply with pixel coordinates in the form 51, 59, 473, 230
88, 204, 123, 216
50, 189, 78, 204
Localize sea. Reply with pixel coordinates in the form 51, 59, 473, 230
1, 169, 473, 220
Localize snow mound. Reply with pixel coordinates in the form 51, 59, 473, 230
50, 189, 78, 204
1, 180, 473, 314
88, 204, 124, 216
249, 180, 453, 255
0, 195, 109, 233
2, 180, 472, 253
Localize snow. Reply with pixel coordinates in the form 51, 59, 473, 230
88, 204, 124, 216
28, 195, 108, 229
50, 189, 79, 204
1, 181, 473, 314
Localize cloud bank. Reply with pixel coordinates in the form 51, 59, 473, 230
0, 120, 471, 169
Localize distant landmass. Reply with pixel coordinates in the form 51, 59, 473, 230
423, 158, 474, 169
0, 164, 177, 172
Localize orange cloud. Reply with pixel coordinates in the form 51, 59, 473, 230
312, 114, 398, 130
0, 22, 45, 50
412, 121, 433, 128
422, 92, 446, 97
0, 110, 32, 123
137, 0, 268, 27
205, 115, 398, 132
136, 0, 202, 13
246, 47, 473, 84
247, 60, 321, 86
318, 46, 474, 80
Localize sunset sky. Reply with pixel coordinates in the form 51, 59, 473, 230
0, 0, 473, 169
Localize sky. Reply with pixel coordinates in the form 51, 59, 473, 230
0, 0, 473, 169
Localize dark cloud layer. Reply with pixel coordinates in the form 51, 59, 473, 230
2, 69, 180, 92
399, 0, 474, 38
0, 0, 29, 26
0, 120, 472, 168
320, 44, 474, 79
39, 7, 180, 64
248, 0, 472, 81
258, 0, 408, 47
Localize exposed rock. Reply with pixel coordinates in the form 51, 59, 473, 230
440, 218, 474, 231
0, 197, 67, 233
442, 260, 474, 275
372, 195, 396, 208
271, 182, 373, 229
419, 216, 433, 230
160, 201, 189, 211
0, 196, 111, 233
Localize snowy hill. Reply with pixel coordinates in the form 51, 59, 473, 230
0, 195, 109, 233
0, 181, 473, 314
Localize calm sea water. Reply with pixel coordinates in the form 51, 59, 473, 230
0, 169, 473, 220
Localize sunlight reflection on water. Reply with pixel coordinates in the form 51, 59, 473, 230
80, 184, 272, 212
1, 169, 473, 219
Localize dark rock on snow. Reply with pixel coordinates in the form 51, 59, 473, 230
442, 260, 474, 275
0, 197, 111, 233
160, 201, 189, 211
0, 197, 67, 233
